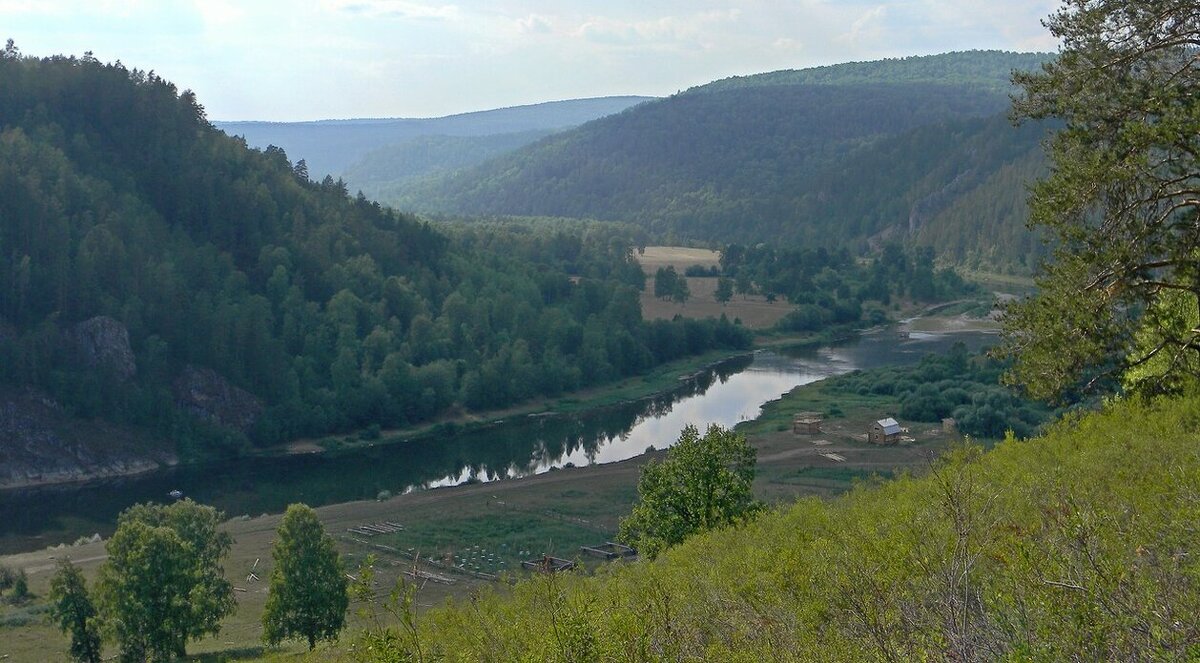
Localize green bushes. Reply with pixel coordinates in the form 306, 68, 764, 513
828, 344, 1059, 439
372, 394, 1200, 661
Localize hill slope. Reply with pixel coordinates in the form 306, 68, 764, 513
341, 129, 556, 202
215, 96, 653, 178
0, 52, 745, 482
388, 52, 1052, 270
371, 394, 1200, 660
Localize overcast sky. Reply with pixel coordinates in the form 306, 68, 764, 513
2, 0, 1061, 122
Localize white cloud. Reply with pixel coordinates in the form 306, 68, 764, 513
572, 9, 741, 50
838, 5, 887, 46
516, 13, 552, 35
322, 0, 462, 21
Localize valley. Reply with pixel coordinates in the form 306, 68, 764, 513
4, 3, 1195, 657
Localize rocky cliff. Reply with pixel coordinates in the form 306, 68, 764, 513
0, 387, 175, 489
72, 316, 137, 380
172, 365, 264, 433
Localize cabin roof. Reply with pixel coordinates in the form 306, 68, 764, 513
876, 417, 901, 435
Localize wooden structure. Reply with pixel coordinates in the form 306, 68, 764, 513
346, 521, 404, 537
868, 417, 902, 445
521, 554, 576, 573
942, 417, 958, 434
580, 542, 637, 560
793, 411, 823, 435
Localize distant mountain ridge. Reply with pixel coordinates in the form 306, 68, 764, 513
215, 96, 654, 178
380, 51, 1053, 271
688, 50, 1051, 94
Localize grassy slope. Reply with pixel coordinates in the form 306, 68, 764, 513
379, 394, 1200, 661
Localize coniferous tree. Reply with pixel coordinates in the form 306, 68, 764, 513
49, 559, 102, 663
1000, 0, 1200, 399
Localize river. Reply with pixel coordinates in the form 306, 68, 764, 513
0, 328, 994, 554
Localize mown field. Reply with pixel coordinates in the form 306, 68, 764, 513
636, 246, 793, 329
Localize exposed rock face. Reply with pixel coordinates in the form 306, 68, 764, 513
73, 316, 136, 380
173, 365, 264, 433
0, 387, 174, 488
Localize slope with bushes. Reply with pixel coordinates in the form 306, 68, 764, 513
365, 393, 1199, 661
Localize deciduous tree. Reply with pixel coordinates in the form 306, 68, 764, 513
619, 424, 762, 558
263, 503, 349, 650
94, 500, 235, 662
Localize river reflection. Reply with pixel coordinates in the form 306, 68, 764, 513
0, 328, 993, 554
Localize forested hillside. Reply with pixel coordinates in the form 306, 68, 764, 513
215, 96, 653, 179
0, 51, 745, 466
341, 129, 556, 203
387, 51, 1052, 271
692, 50, 1049, 94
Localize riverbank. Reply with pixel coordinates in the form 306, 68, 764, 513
0, 345, 970, 661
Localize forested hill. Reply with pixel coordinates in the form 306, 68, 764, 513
215, 96, 653, 178
387, 51, 1053, 271
0, 50, 747, 478
690, 50, 1050, 94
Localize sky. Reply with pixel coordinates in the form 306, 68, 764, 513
1, 0, 1061, 122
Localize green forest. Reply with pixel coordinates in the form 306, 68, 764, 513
0, 50, 749, 458
382, 51, 1053, 271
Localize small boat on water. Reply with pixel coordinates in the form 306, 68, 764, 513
168, 489, 183, 500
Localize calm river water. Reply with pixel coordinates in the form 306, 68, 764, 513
0, 328, 994, 554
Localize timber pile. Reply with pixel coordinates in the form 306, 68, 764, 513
347, 521, 404, 536
405, 568, 457, 585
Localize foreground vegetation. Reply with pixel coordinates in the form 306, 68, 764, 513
345, 392, 1200, 661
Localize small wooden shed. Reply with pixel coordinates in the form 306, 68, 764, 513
868, 417, 902, 445
793, 411, 823, 435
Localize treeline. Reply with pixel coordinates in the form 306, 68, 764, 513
718, 243, 979, 332
0, 49, 749, 458
825, 343, 1061, 438
693, 50, 1050, 95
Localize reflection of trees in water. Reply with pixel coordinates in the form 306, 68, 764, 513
424, 353, 756, 485
0, 355, 759, 552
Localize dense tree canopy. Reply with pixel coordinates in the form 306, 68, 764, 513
94, 500, 235, 662
263, 504, 348, 650
619, 424, 762, 559
0, 49, 751, 460
1000, 0, 1200, 399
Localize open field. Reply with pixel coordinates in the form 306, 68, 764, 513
0, 362, 958, 662
636, 246, 722, 271
636, 246, 792, 329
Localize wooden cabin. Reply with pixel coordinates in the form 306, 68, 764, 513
793, 412, 823, 435
868, 417, 902, 445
